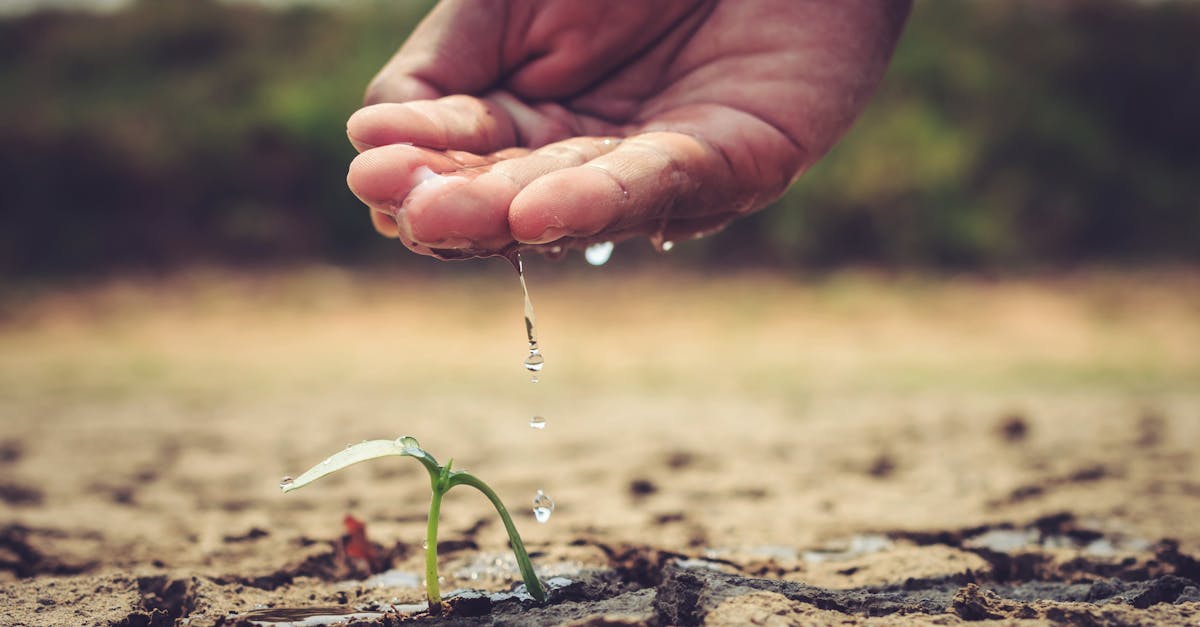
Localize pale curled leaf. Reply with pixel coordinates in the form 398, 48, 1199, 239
281, 438, 439, 493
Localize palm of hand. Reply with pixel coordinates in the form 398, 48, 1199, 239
346, 0, 905, 259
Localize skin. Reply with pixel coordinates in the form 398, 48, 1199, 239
346, 0, 912, 260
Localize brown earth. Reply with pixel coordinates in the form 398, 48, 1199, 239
1, 265, 1199, 626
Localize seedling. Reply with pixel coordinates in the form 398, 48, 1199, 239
280, 436, 547, 611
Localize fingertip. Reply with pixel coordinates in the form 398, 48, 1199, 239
347, 131, 375, 154
510, 166, 628, 243
346, 105, 420, 153
345, 108, 379, 153
346, 148, 406, 203
370, 208, 401, 238
404, 171, 516, 250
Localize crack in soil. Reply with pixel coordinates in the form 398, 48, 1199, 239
6, 520, 1199, 626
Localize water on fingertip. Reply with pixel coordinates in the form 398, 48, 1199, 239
532, 489, 555, 523
584, 241, 614, 266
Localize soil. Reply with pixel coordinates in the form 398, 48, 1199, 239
1, 268, 1199, 626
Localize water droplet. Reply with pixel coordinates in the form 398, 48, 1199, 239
661, 240, 674, 252
584, 241, 614, 266
529, 416, 547, 430
421, 540, 428, 550
395, 436, 420, 450
513, 252, 547, 380
532, 490, 555, 523
524, 349, 544, 372
278, 476, 294, 490
649, 229, 670, 253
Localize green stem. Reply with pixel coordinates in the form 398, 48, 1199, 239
425, 483, 444, 611
449, 472, 547, 602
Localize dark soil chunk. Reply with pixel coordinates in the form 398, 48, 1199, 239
0, 482, 43, 506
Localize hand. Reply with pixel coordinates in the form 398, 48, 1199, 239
345, 0, 910, 260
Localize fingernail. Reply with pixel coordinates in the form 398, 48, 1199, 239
346, 131, 376, 153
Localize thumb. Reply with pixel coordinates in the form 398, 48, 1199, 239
364, 0, 505, 104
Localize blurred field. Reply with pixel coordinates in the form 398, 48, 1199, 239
3, 264, 1198, 401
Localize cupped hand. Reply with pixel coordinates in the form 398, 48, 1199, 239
345, 0, 910, 259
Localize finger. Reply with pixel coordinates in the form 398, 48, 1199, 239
347, 95, 519, 155
508, 132, 739, 244
348, 138, 622, 252
347, 144, 495, 246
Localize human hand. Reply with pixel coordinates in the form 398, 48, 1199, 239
345, 0, 910, 260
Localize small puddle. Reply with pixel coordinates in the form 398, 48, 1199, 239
963, 527, 1152, 556
445, 576, 577, 604
347, 568, 422, 590
240, 605, 424, 626
703, 539, 895, 566
451, 552, 590, 589
801, 534, 893, 563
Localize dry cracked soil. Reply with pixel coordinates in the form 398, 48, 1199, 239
2, 268, 1199, 625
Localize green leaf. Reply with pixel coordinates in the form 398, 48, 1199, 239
448, 471, 547, 602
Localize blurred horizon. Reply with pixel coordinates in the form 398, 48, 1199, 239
1, 0, 1198, 279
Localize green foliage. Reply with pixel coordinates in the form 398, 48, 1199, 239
750, 0, 1200, 268
0, 0, 434, 275
1, 0, 1196, 275
282, 436, 547, 609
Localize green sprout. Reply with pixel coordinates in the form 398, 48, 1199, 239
280, 436, 547, 611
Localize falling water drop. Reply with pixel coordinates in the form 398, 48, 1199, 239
509, 251, 545, 382
584, 241, 614, 266
532, 489, 555, 523
524, 349, 544, 372
278, 476, 294, 490
529, 416, 547, 430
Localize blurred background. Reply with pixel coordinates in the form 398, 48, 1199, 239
1, 0, 1198, 278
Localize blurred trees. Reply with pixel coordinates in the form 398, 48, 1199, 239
1, 0, 1197, 277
